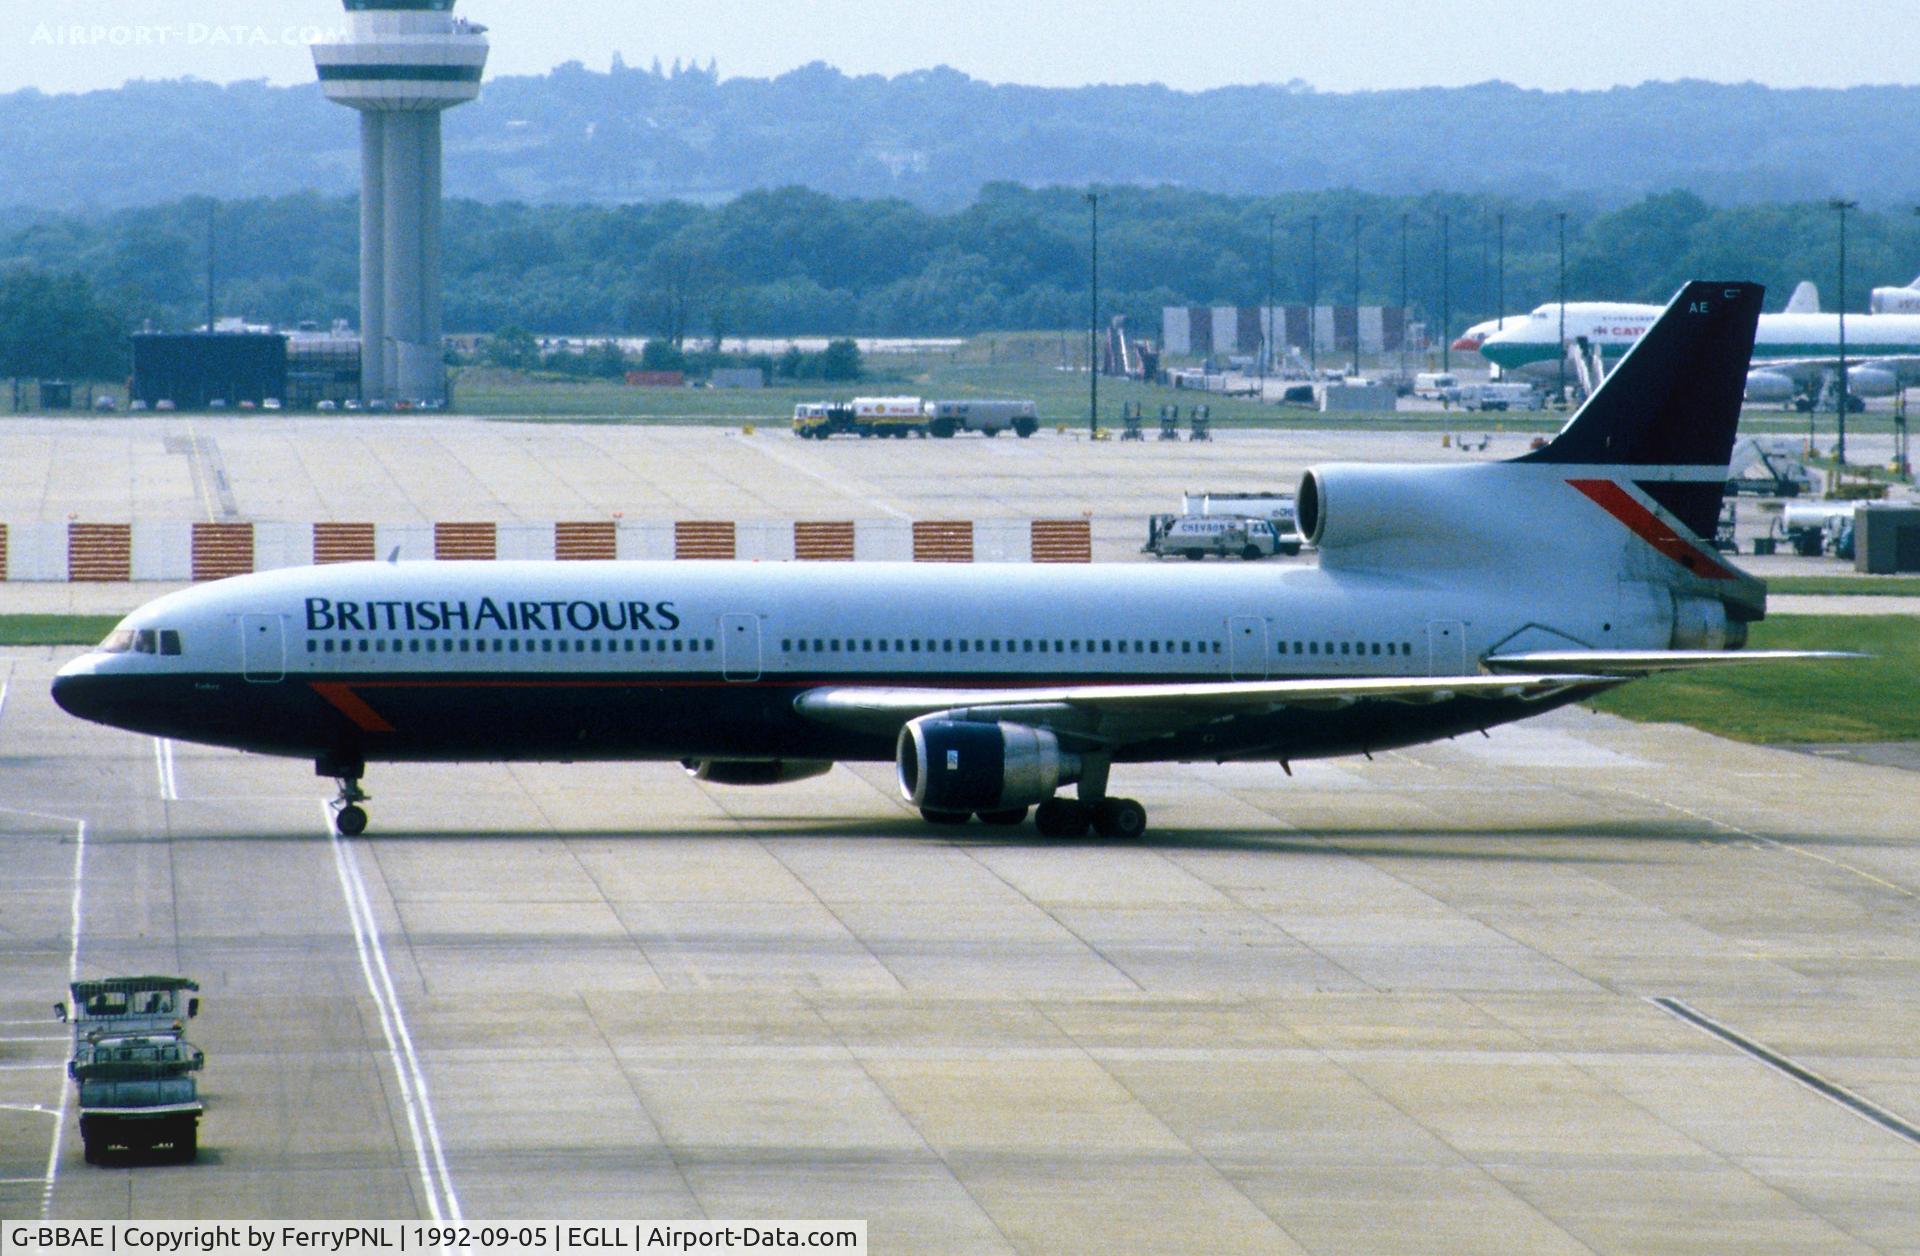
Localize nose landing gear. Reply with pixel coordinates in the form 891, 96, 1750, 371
331, 778, 370, 836
319, 754, 370, 836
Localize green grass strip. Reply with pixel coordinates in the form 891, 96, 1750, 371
0, 614, 122, 646
1767, 576, 1920, 597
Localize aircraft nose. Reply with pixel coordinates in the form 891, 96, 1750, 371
50, 662, 113, 723
50, 670, 93, 720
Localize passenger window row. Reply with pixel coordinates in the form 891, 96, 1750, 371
1279, 640, 1413, 657
779, 637, 1225, 657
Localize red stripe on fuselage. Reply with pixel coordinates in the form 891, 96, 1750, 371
1566, 478, 1736, 580
311, 682, 398, 732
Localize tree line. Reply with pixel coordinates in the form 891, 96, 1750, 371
6, 183, 1920, 381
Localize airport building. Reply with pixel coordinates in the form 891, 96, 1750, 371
313, 0, 489, 405
131, 333, 288, 410
1163, 304, 1418, 358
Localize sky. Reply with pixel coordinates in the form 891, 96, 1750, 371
3, 0, 1916, 97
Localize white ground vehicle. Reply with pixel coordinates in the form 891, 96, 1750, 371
1414, 372, 1460, 397
1143, 514, 1287, 561
1177, 491, 1305, 553
925, 399, 1040, 438
1450, 382, 1543, 412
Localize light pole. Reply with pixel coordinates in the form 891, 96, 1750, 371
1308, 214, 1320, 374
1262, 211, 1275, 397
1496, 211, 1505, 331
1399, 212, 1409, 381
1087, 190, 1099, 437
1832, 197, 1858, 467
1556, 211, 1568, 403
1351, 214, 1362, 376
1440, 212, 1451, 373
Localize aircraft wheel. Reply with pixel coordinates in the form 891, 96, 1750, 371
335, 805, 368, 837
920, 808, 970, 826
976, 807, 1028, 826
1034, 798, 1091, 838
1092, 798, 1148, 840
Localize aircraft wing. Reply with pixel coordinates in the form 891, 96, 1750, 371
794, 673, 1609, 744
1485, 649, 1860, 676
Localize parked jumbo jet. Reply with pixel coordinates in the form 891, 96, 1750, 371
55, 282, 1843, 840
1480, 281, 1920, 407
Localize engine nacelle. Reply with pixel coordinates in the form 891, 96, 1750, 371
1744, 369, 1796, 402
897, 718, 1080, 812
1295, 464, 1463, 553
683, 759, 833, 786
1847, 365, 1899, 398
1671, 596, 1745, 650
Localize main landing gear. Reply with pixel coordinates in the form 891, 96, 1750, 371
320, 754, 370, 836
918, 798, 1147, 837
1034, 797, 1147, 839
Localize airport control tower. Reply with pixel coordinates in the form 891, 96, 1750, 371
314, 1, 488, 405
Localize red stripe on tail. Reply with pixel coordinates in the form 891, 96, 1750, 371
1566, 478, 1737, 581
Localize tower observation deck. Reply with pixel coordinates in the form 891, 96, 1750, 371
314, 0, 488, 404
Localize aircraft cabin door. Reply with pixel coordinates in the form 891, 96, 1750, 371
240, 614, 285, 683
1425, 620, 1468, 677
721, 613, 762, 682
1228, 615, 1269, 680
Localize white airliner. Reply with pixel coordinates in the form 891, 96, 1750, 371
1451, 303, 1661, 356
1480, 282, 1920, 405
55, 282, 1843, 840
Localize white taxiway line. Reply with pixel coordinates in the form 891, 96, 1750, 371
324, 805, 461, 1221
153, 738, 179, 802
42, 819, 86, 1219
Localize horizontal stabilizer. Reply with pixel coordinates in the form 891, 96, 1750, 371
1485, 649, 1862, 676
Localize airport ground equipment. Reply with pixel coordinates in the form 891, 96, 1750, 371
1178, 491, 1304, 552
792, 398, 926, 439
1158, 405, 1180, 439
56, 977, 204, 1164
1189, 405, 1212, 440
1143, 514, 1286, 561
1120, 401, 1144, 440
1726, 436, 1813, 497
925, 399, 1039, 438
1448, 382, 1543, 412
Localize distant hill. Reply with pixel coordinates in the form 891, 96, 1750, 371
4, 63, 1918, 213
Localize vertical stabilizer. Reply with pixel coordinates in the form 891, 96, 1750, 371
1783, 280, 1820, 314
1516, 281, 1763, 538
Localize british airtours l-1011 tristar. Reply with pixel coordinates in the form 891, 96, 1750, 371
54, 281, 1848, 840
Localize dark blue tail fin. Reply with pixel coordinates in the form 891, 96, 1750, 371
1516, 281, 1762, 536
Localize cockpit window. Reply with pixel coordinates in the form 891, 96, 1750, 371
98, 628, 181, 655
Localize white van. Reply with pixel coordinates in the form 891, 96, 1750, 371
1414, 372, 1459, 397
